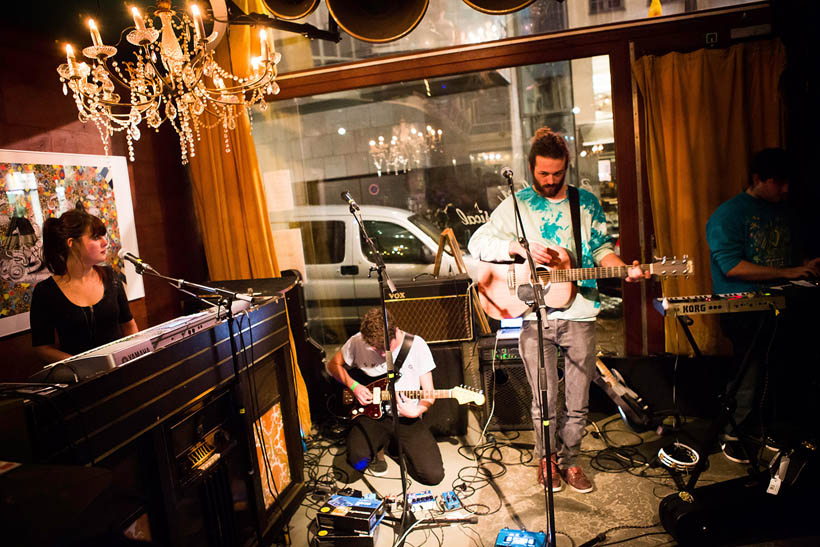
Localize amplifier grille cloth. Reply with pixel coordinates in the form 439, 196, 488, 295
480, 359, 565, 431
386, 294, 472, 343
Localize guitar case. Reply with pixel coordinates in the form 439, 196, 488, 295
659, 466, 820, 545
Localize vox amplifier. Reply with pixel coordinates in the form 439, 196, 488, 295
383, 275, 472, 343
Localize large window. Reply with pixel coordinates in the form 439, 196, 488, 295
268, 0, 759, 74
255, 54, 627, 352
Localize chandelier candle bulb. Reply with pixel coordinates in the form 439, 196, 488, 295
65, 44, 76, 75
260, 29, 268, 60
131, 7, 146, 31
88, 19, 103, 47
190, 4, 205, 43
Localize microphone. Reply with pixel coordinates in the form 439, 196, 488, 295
341, 190, 359, 211
501, 166, 514, 180
118, 249, 156, 273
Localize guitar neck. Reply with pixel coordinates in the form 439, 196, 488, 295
381, 389, 451, 401
538, 264, 647, 283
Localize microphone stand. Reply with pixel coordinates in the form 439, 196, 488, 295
128, 261, 264, 545
505, 172, 557, 547
344, 199, 416, 542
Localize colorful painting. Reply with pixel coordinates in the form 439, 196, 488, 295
0, 150, 142, 337
253, 402, 292, 510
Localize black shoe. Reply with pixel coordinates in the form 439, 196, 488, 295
721, 440, 751, 464
370, 455, 388, 476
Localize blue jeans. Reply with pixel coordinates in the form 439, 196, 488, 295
519, 319, 597, 469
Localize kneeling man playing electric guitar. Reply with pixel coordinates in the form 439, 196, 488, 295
326, 307, 483, 485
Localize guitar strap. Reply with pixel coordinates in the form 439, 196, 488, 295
568, 185, 583, 267
393, 333, 415, 374
380, 333, 414, 417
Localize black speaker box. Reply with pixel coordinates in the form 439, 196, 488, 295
598, 355, 730, 420
424, 343, 467, 437
478, 336, 564, 431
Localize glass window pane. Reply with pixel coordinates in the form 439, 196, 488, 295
294, 220, 345, 264
255, 54, 626, 354
362, 221, 428, 264
270, 0, 758, 73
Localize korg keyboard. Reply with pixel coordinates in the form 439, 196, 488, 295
654, 292, 786, 317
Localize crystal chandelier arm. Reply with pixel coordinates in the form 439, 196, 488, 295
206, 0, 229, 51
93, 57, 163, 108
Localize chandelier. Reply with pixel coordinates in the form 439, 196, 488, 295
368, 121, 443, 176
56, 1, 280, 164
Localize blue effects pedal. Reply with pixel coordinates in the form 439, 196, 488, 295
440, 490, 462, 511
495, 528, 547, 547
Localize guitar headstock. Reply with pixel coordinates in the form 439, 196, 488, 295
648, 255, 693, 278
452, 385, 485, 406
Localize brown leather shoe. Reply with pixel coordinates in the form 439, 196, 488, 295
537, 455, 562, 492
564, 466, 593, 493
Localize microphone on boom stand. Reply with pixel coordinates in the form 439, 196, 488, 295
340, 191, 396, 293
341, 190, 360, 211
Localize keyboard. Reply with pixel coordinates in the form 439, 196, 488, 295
33, 309, 220, 381
654, 292, 786, 316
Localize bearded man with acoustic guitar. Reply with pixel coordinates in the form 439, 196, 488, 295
326, 307, 445, 486
468, 127, 647, 493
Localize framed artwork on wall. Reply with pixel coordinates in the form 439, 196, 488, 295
0, 149, 143, 337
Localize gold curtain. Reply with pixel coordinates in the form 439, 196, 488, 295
633, 39, 785, 355
187, 25, 312, 434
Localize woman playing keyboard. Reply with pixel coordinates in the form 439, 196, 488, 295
30, 209, 138, 364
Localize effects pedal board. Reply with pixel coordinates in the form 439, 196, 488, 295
495, 528, 547, 547
407, 490, 437, 512
316, 494, 386, 534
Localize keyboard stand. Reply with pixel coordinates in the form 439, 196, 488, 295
683, 311, 771, 491
676, 315, 702, 358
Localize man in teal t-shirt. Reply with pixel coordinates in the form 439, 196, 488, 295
706, 148, 819, 463
468, 127, 647, 494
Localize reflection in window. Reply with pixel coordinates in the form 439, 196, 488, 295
362, 221, 428, 264
254, 53, 625, 352
293, 220, 345, 264
589, 0, 624, 15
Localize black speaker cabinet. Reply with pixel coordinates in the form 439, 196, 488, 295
480, 360, 532, 431
425, 343, 467, 437
384, 275, 472, 344
479, 337, 564, 431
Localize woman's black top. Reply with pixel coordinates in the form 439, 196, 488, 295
30, 266, 133, 356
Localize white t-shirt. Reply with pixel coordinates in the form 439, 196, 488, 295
341, 332, 436, 404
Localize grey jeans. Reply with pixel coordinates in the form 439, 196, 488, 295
519, 318, 597, 469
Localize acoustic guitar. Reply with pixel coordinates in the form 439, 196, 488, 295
341, 376, 485, 421
475, 249, 692, 319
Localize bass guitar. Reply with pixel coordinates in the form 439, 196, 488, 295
341, 376, 485, 421
592, 357, 652, 432
475, 249, 692, 319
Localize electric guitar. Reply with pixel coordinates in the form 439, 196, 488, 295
592, 357, 652, 432
341, 376, 485, 420
475, 248, 693, 319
